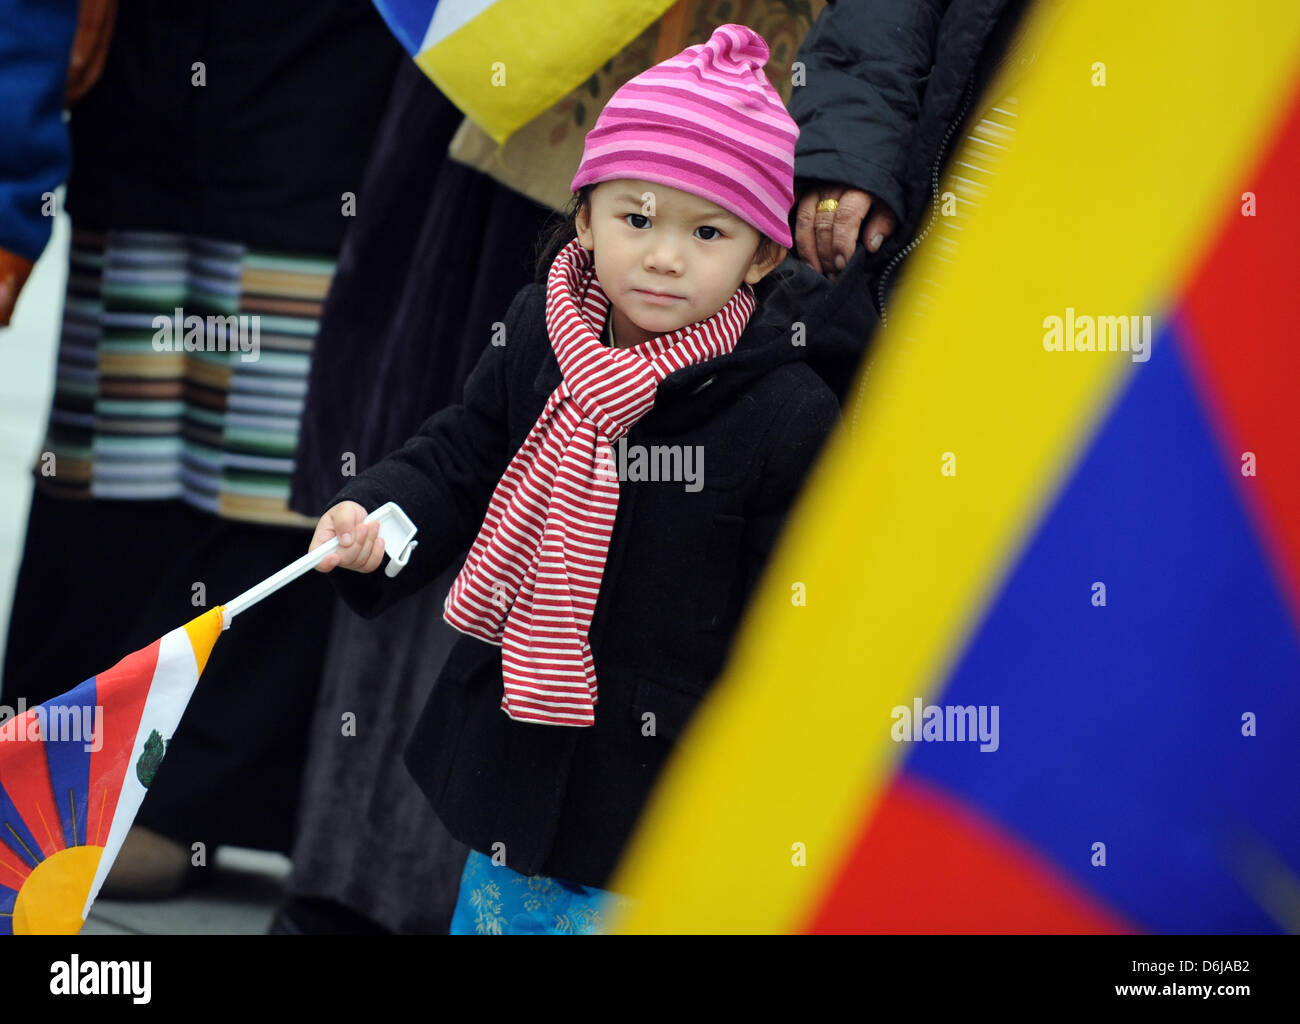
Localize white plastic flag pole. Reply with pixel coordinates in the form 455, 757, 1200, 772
220, 501, 419, 629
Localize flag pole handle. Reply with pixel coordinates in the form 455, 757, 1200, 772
220, 501, 419, 629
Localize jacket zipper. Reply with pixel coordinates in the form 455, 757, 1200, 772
850, 72, 980, 442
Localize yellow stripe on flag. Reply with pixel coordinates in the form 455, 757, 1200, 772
184, 606, 225, 676
610, 0, 1300, 932
415, 0, 678, 145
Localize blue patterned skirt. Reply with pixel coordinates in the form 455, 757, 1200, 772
449, 850, 630, 935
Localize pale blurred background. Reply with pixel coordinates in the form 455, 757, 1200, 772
0, 188, 65, 675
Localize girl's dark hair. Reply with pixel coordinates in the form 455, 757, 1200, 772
533, 186, 593, 286
532, 184, 792, 297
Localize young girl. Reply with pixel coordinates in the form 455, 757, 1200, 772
309, 23, 864, 934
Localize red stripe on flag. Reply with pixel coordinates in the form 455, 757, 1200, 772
1182, 77, 1300, 628
0, 842, 33, 890
0, 711, 65, 858
802, 773, 1137, 933
86, 641, 161, 846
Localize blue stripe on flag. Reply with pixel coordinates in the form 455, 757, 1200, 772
371, 0, 439, 56
40, 677, 97, 848
0, 780, 48, 870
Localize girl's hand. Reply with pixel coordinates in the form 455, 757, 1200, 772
310, 501, 386, 573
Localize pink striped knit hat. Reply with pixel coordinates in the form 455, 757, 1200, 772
569, 23, 799, 249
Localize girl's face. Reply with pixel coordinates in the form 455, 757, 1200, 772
575, 178, 786, 349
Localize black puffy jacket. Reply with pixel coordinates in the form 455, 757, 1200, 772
789, 0, 1031, 309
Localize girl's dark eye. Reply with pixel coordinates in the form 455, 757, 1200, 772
622, 214, 722, 240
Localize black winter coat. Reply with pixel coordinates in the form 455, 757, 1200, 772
324, 246, 874, 888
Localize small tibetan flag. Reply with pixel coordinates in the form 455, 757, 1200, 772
370, 0, 677, 144
0, 503, 417, 935
0, 608, 224, 935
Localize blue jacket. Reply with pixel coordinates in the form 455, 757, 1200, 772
0, 0, 77, 261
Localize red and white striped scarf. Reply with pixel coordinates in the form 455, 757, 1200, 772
442, 236, 757, 726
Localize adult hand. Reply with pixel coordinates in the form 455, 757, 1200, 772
66, 0, 118, 103
794, 185, 897, 280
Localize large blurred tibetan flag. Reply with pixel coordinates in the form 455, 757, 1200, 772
0, 609, 223, 934
611, 0, 1300, 933
372, 0, 677, 144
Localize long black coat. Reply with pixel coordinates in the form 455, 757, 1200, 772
324, 246, 874, 887
66, 0, 401, 254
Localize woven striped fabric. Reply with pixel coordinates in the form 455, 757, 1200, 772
442, 236, 756, 726
34, 229, 333, 527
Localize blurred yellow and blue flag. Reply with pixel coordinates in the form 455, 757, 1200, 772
372, 0, 677, 144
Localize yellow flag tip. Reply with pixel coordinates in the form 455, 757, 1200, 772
182, 606, 226, 675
